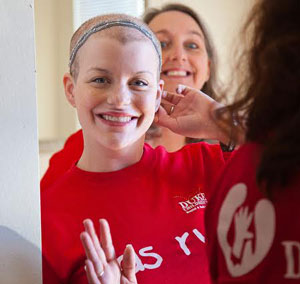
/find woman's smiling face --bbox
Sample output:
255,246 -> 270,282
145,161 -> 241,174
65,33 -> 163,151
148,11 -> 210,92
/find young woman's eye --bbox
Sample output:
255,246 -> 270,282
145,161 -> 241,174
160,41 -> 168,49
92,77 -> 108,84
132,80 -> 148,87
186,42 -> 199,49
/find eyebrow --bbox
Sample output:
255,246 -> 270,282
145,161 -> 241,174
87,68 -> 154,77
136,70 -> 155,78
190,31 -> 204,39
87,67 -> 112,74
136,71 -> 154,77
155,29 -> 204,39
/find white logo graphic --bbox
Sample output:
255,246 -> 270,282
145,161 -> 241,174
178,193 -> 207,214
217,183 -> 275,277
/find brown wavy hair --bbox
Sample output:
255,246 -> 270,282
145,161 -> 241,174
144,3 -> 219,144
217,0 -> 300,193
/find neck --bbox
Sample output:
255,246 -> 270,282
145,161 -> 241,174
149,127 -> 186,152
158,84 -> 186,152
77,135 -> 145,172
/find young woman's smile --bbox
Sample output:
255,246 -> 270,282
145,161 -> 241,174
95,111 -> 139,127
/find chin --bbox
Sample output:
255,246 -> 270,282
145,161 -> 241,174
102,136 -> 144,152
103,140 -> 130,151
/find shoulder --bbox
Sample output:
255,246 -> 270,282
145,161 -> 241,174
40,130 -> 83,189
63,129 -> 83,148
41,166 -> 79,208
221,142 -> 262,175
151,141 -> 224,160
205,142 -> 263,217
148,142 -> 226,176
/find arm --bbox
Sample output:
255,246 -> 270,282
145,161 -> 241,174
80,219 -> 137,284
156,85 -> 245,146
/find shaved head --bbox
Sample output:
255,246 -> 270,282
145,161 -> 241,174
69,14 -> 161,79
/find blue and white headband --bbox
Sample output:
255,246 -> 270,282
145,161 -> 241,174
69,20 -> 162,70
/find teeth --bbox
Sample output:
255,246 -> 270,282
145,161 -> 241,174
166,70 -> 187,77
102,115 -> 132,122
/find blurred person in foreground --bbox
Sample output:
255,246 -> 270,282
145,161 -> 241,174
205,0 -> 300,282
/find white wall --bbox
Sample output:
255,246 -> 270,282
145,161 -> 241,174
0,0 -> 42,283
35,0 -> 76,141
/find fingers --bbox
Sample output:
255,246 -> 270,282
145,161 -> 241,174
162,90 -> 184,106
85,259 -> 102,284
161,98 -> 174,106
80,231 -> 105,280
177,84 -> 215,102
164,84 -> 208,101
176,84 -> 194,95
122,245 -> 137,283
99,219 -> 116,262
176,84 -> 188,94
83,219 -> 108,266
161,100 -> 175,116
154,105 -> 175,129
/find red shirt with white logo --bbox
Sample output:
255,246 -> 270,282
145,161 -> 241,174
41,142 -> 228,283
205,142 -> 300,283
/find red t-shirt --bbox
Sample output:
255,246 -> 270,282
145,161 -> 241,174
205,142 -> 300,283
42,142 -> 228,283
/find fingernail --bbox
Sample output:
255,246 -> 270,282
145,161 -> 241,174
126,244 -> 134,251
84,265 -> 87,271
177,84 -> 185,93
162,90 -> 167,97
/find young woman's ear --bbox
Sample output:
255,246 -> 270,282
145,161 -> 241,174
63,73 -> 76,107
155,79 -> 164,112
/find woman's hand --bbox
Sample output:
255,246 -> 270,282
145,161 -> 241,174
80,219 -> 137,284
156,84 -> 231,144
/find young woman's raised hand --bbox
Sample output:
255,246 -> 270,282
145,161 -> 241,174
156,85 -> 229,144
80,219 -> 137,284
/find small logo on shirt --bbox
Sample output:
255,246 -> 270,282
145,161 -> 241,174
178,193 -> 208,214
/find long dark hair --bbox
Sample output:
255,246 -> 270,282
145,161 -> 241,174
218,0 -> 300,193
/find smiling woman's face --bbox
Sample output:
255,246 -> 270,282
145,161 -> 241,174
148,11 -> 211,93
64,34 -> 162,151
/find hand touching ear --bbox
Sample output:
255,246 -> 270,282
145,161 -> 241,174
80,219 -> 137,284
155,85 -> 236,145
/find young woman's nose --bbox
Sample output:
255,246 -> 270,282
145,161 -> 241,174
106,85 -> 131,107
168,43 -> 187,62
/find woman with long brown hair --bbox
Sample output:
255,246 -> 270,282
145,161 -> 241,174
205,0 -> 300,282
